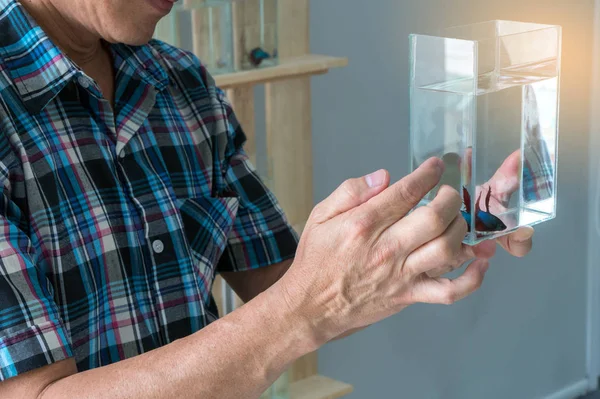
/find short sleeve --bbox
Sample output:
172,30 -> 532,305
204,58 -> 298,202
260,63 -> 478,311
0,163 -> 72,381
214,88 -> 299,272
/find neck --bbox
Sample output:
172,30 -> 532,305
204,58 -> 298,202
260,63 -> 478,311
21,0 -> 105,68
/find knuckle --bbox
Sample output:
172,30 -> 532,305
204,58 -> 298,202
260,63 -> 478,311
309,202 -> 326,220
396,179 -> 424,206
442,289 -> 457,305
348,211 -> 374,237
437,239 -> 456,260
340,179 -> 360,202
472,273 -> 484,291
422,206 -> 446,233
377,239 -> 398,264
426,268 -> 444,278
372,244 -> 394,267
449,256 -> 465,272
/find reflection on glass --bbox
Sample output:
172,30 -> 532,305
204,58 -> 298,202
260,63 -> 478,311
409,20 -> 561,245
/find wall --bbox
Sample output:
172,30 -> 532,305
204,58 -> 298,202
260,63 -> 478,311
310,0 -> 595,398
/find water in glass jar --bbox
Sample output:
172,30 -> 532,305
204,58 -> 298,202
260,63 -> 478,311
411,59 -> 558,244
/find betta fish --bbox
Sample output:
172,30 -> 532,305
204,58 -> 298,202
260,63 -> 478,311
461,186 -> 507,232
249,47 -> 271,67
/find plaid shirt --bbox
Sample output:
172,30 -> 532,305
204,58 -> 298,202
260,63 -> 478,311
0,0 -> 298,380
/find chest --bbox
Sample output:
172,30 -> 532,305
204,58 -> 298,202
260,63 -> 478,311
1,78 -> 237,277
7,80 -> 230,199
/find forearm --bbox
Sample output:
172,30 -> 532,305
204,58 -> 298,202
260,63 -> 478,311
40,283 -> 315,399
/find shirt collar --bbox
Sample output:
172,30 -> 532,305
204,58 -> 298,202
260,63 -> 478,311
0,0 -> 169,114
110,43 -> 170,93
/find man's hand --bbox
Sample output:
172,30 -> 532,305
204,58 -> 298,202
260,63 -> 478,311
479,150 -> 534,256
426,149 -> 534,278
273,158 -> 492,347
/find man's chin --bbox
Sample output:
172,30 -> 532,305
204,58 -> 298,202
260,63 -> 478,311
100,23 -> 158,47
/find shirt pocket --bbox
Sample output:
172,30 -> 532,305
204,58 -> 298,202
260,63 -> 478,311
177,194 -> 240,281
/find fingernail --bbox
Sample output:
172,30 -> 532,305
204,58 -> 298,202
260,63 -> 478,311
366,170 -> 385,187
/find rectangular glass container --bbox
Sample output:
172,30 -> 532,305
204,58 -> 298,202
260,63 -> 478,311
154,0 -> 235,75
231,0 -> 279,70
409,20 -> 561,245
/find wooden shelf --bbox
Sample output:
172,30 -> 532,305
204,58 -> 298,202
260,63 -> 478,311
214,54 -> 348,89
290,375 -> 353,399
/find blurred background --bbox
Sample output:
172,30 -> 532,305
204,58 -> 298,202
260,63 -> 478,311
307,1 -> 597,398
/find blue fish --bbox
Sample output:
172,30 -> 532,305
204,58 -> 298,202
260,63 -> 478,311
249,47 -> 271,66
461,186 -> 507,232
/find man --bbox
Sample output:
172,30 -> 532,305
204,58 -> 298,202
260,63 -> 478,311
0,0 -> 535,398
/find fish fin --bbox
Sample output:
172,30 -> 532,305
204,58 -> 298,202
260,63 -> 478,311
462,186 -> 471,213
461,211 -> 471,232
485,187 -> 492,213
478,211 -> 506,231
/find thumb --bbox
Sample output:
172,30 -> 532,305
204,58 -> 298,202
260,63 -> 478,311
310,169 -> 390,224
487,149 -> 521,205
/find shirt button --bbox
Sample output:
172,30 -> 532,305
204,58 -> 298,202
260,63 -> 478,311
152,239 -> 164,254
78,76 -> 90,89
119,151 -> 126,159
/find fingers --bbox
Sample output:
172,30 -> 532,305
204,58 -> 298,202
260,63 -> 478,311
402,215 -> 472,277
409,259 -> 489,305
459,147 -> 473,186
362,157 -> 444,229
471,239 -> 498,259
486,149 -> 521,205
384,184 -> 463,252
310,169 -> 390,224
496,226 -> 534,257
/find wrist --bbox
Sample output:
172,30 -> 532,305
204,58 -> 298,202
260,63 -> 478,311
270,270 -> 339,350
262,278 -> 322,355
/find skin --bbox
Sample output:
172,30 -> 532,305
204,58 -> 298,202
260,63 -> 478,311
19,0 -> 175,107
1,1 -> 534,398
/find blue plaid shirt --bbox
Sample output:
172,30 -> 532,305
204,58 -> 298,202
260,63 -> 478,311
0,0 -> 298,379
